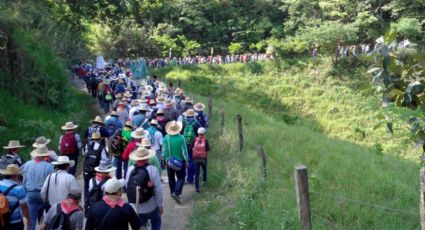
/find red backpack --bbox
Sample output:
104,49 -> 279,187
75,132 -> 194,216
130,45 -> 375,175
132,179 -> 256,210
192,136 -> 207,159
60,132 -> 77,155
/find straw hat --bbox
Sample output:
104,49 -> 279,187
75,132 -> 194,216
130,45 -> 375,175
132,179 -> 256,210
156,96 -> 165,104
123,92 -> 132,98
52,156 -> 75,168
184,109 -> 196,117
131,128 -> 149,139
136,138 -> 152,147
141,90 -> 151,97
165,121 -> 183,135
0,164 -> 21,176
110,111 -> 119,117
157,109 -> 165,115
129,147 -> 155,161
130,100 -> 140,106
125,120 -> 134,128
164,99 -> 173,106
61,121 -> 78,130
144,85 -> 153,92
90,132 -> 102,140
91,116 -> 104,124
194,102 -> 205,111
32,136 -> 51,148
104,178 -> 126,194
3,140 -> 25,149
115,94 -> 123,99
184,97 -> 193,104
150,119 -> 160,127
119,73 -> 126,79
139,97 -> 147,103
30,146 -> 51,157
95,158 -> 116,173
149,100 -> 156,105
138,104 -> 148,112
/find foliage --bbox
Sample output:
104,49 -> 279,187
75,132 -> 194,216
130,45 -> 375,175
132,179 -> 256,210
150,60 -> 420,229
228,42 -> 244,54
391,18 -> 423,42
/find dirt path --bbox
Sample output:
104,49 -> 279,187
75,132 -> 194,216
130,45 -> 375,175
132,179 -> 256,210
71,77 -> 196,230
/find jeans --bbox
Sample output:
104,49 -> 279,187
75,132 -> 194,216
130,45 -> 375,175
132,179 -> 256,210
27,191 -> 42,230
83,173 -> 94,207
167,161 -> 186,196
112,156 -> 128,179
103,100 -> 111,113
186,147 -> 195,183
138,208 -> 161,230
194,159 -> 207,190
67,153 -> 79,176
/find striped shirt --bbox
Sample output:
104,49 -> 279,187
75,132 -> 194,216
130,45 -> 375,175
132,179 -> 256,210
0,179 -> 27,224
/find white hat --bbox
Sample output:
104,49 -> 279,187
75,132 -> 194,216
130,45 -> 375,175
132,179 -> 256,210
61,121 -> 78,130
131,128 -> 149,139
95,158 -> 116,173
104,178 -> 126,194
30,146 -> 51,157
3,140 -> 25,149
198,127 -> 206,135
52,156 -> 75,168
32,136 -> 51,148
129,147 -> 156,161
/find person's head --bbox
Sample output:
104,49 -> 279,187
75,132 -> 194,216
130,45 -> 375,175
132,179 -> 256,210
0,164 -> 22,181
131,128 -> 148,140
153,75 -> 158,80
67,190 -> 82,203
3,140 -> 25,154
90,132 -> 102,142
95,158 -> 116,176
52,156 -> 74,172
198,127 -> 206,136
104,178 -> 126,196
130,147 -> 155,165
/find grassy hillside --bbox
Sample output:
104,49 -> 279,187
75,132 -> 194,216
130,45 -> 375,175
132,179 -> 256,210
151,58 -> 421,229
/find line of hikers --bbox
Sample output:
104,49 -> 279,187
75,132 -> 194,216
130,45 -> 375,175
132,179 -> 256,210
0,69 -> 210,230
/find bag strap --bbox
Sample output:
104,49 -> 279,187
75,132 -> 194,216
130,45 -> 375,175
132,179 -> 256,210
3,184 -> 18,196
45,174 -> 52,205
98,178 -> 109,188
167,136 -> 171,159
2,184 -> 20,215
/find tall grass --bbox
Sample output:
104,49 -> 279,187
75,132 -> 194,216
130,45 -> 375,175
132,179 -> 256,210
151,59 -> 421,229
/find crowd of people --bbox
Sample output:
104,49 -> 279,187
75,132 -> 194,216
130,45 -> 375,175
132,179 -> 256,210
0,61 -> 210,230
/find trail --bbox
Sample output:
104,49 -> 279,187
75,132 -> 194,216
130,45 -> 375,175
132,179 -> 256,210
70,77 -> 196,230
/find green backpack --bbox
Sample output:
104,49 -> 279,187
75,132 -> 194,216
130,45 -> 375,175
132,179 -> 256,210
183,119 -> 196,144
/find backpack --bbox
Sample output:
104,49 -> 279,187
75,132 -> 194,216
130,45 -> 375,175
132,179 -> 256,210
163,108 -> 174,122
110,135 -> 124,157
60,132 -> 77,155
127,165 -> 154,204
83,142 -> 104,175
196,112 -> 208,128
85,178 -> 108,213
0,155 -> 19,170
48,204 -> 81,230
192,136 -> 207,159
0,184 -> 18,229
105,119 -> 118,137
183,119 -> 196,144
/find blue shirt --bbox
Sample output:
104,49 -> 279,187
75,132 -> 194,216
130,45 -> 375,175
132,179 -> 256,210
21,160 -> 54,191
0,179 -> 27,224
132,114 -> 147,127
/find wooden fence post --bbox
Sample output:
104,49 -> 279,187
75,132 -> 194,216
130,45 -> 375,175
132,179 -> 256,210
294,165 -> 312,230
237,114 -> 244,151
420,167 -> 425,230
208,97 -> 212,117
256,145 -> 267,180
220,109 -> 224,134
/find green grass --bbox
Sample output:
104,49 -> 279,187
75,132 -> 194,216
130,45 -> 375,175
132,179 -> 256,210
150,58 -> 421,229
0,88 -> 95,161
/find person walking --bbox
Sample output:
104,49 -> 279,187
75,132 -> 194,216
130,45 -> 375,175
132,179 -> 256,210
0,164 -> 30,230
40,156 -> 79,213
194,102 -> 209,129
180,109 -> 201,184
21,146 -> 54,230
84,116 -> 110,143
126,147 -> 163,230
162,121 -> 188,204
104,111 -> 123,138
85,178 -> 143,230
147,119 -> 163,163
121,128 -> 149,171
82,132 -> 108,206
58,122 -> 82,176
192,128 -> 210,193
33,136 -> 58,162
1,140 -> 25,168
40,191 -> 84,230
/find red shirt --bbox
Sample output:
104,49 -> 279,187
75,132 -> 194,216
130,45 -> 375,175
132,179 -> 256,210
122,141 -> 137,160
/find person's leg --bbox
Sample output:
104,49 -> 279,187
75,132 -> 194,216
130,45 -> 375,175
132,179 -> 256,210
150,208 -> 162,230
138,213 -> 149,230
194,160 -> 201,192
27,191 -> 42,230
175,163 -> 186,196
83,173 -> 92,205
9,221 -> 24,230
167,167 -> 176,195
123,159 -> 129,178
113,156 -> 122,179
187,147 -> 194,184
68,154 -> 78,176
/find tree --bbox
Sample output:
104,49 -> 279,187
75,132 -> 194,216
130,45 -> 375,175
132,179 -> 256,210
229,42 -> 243,54
391,18 -> 423,42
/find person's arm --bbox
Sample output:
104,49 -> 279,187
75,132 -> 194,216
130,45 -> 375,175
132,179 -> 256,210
75,134 -> 83,149
58,135 -> 63,151
151,167 -> 163,213
21,203 -> 30,227
161,136 -> 167,160
70,176 -> 80,192
122,142 -> 135,161
180,136 -> 189,161
40,175 -> 49,202
206,139 -> 210,152
74,211 -> 85,230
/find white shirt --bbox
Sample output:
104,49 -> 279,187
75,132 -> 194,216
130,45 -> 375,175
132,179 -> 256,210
88,177 -> 109,191
41,170 -> 79,206
129,106 -> 140,120
151,131 -> 163,151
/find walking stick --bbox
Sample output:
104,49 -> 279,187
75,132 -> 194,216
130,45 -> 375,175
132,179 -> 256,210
136,186 -> 141,211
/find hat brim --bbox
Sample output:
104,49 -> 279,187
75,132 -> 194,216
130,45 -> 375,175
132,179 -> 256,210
30,149 -> 51,157
0,169 -> 22,176
95,166 -> 117,173
3,145 -> 25,149
61,125 -> 78,130
129,149 -> 156,161
165,121 -> 183,135
52,160 -> 75,168
194,104 -> 206,111
91,120 -> 104,124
